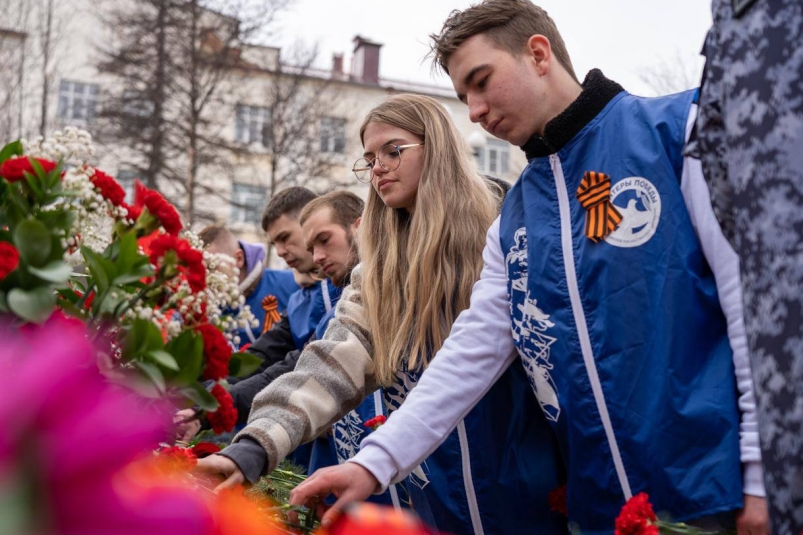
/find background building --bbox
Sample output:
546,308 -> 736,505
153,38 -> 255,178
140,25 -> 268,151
1,0 -> 525,247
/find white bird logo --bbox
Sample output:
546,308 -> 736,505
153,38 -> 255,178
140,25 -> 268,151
616,197 -> 653,234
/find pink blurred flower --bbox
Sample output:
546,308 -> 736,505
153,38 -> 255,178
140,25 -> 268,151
0,314 -> 213,534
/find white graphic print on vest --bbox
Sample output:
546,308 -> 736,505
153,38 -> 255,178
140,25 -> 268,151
506,228 -> 561,422
383,364 -> 431,489
332,410 -> 366,464
605,177 -> 662,248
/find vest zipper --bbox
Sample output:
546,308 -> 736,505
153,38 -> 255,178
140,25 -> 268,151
373,388 -> 402,511
322,280 -> 332,311
550,153 -> 633,500
456,420 -> 485,535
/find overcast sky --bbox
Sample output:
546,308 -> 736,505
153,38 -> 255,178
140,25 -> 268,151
268,0 -> 712,97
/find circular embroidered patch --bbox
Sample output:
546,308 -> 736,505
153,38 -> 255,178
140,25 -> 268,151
605,176 -> 662,248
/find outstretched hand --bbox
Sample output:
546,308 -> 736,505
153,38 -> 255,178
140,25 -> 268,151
174,408 -> 201,443
195,454 -> 246,492
289,463 -> 380,526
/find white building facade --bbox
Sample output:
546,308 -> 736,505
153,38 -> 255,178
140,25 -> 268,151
1,0 -> 526,244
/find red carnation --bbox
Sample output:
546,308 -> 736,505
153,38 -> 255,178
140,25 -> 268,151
124,202 -> 142,221
207,384 -> 237,435
195,323 -> 233,381
148,233 -> 206,293
89,169 -> 126,207
73,289 -> 96,309
364,415 -> 387,431
157,445 -> 197,471
0,242 -> 20,281
133,180 -> 183,235
615,493 -> 658,535
548,484 -> 568,516
191,441 -> 221,458
0,156 -> 57,182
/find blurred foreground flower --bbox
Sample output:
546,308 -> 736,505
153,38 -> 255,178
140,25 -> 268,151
317,502 -> 439,535
0,318 -> 284,535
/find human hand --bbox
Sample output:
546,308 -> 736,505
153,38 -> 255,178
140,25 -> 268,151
737,494 -> 770,535
195,454 -> 246,492
289,463 -> 379,526
174,408 -> 202,442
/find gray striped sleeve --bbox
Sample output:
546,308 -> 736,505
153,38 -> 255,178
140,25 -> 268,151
232,270 -> 379,473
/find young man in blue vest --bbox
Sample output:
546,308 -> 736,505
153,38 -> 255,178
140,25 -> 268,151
289,1 -> 768,533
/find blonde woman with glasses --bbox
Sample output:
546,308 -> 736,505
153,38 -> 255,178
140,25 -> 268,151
198,94 -> 566,535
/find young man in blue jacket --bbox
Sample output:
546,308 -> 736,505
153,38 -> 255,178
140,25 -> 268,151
290,1 -> 769,533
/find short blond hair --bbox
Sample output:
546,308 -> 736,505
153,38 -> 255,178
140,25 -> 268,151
299,190 -> 364,229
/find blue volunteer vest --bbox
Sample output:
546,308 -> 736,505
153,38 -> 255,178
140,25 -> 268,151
287,279 -> 342,349
239,269 -> 298,346
499,88 -> 742,533
383,359 -> 568,535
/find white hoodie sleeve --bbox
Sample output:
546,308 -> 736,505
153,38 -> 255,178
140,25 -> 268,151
349,217 -> 518,490
681,106 -> 765,497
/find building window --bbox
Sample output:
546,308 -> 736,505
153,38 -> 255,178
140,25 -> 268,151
122,89 -> 154,117
58,80 -> 99,122
475,138 -> 510,176
320,116 -> 346,153
230,183 -> 266,224
235,105 -> 270,147
116,170 -> 138,204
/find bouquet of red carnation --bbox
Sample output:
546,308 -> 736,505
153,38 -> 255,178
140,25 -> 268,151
615,493 -> 732,535
0,129 -> 261,424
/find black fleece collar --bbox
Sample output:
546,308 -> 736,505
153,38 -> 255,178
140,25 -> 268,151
520,69 -> 625,159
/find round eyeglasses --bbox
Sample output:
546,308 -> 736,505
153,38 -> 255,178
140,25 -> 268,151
352,143 -> 424,184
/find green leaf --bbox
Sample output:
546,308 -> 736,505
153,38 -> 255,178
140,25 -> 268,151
55,298 -> 83,319
23,169 -> 44,201
56,287 -> 80,304
112,264 -> 154,286
7,286 -> 55,324
115,231 -> 138,272
166,329 -> 204,385
97,290 -> 126,317
81,247 -> 112,295
0,140 -> 23,163
13,218 -> 52,267
28,261 -> 73,283
229,351 -> 262,378
135,361 -> 166,394
147,349 -> 180,371
38,210 -> 75,233
5,184 -> 31,224
121,318 -> 165,360
180,383 -> 219,412
44,160 -> 64,191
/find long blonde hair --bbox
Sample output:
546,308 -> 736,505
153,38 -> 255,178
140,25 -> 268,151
359,94 -> 498,386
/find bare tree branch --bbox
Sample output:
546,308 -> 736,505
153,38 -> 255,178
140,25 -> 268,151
636,50 -> 703,97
